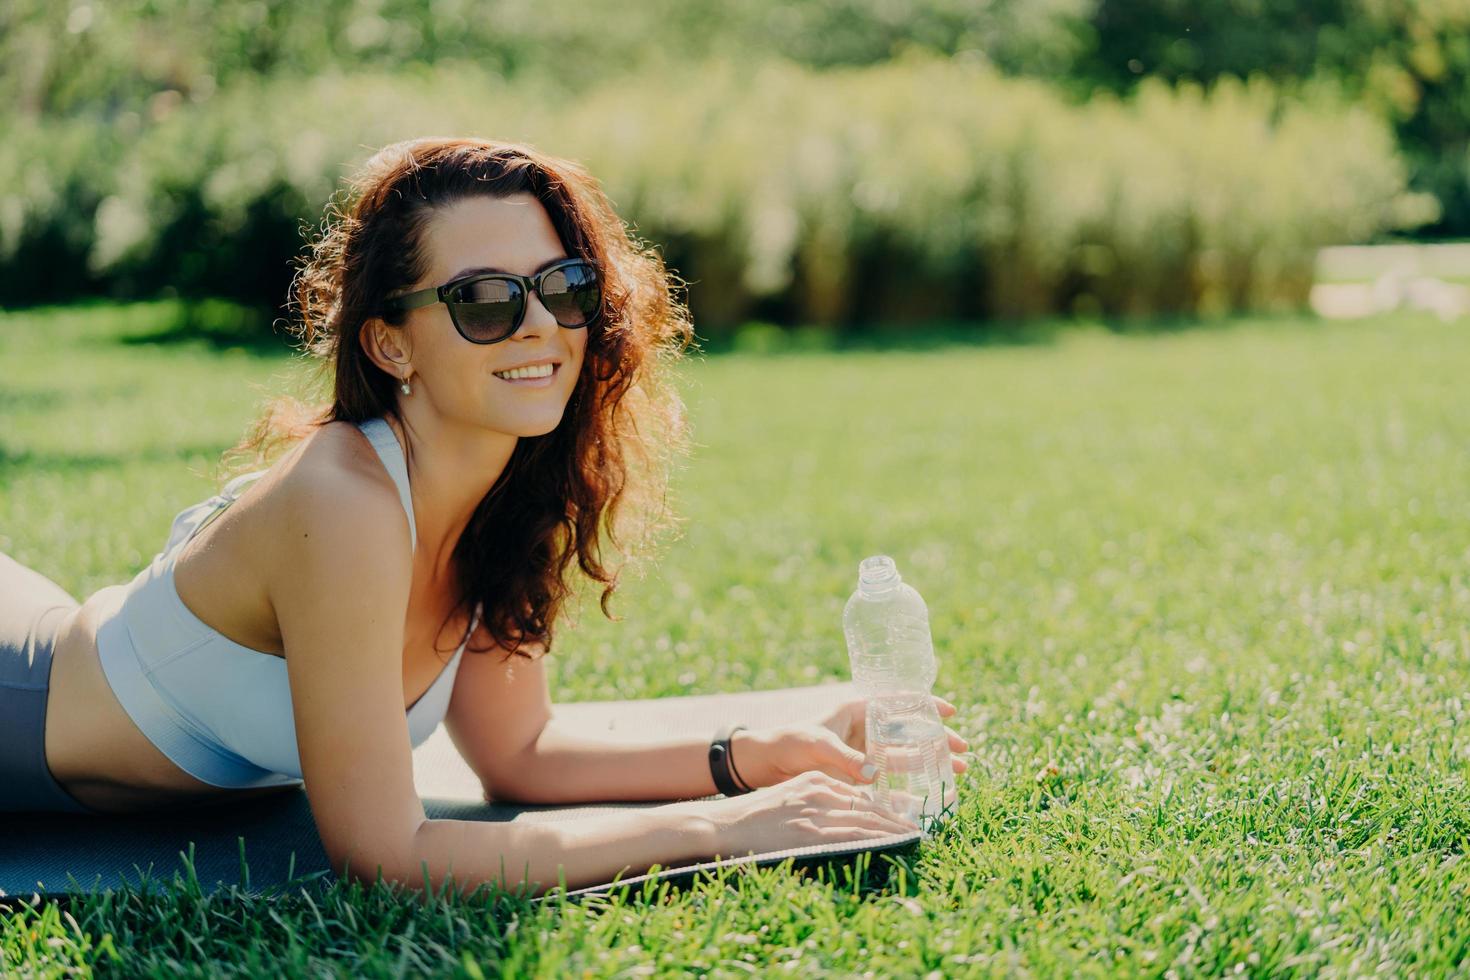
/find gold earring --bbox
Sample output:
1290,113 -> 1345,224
400,372 -> 412,395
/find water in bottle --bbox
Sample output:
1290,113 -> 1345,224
843,555 -> 956,834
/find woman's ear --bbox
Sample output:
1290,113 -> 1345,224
361,316 -> 413,377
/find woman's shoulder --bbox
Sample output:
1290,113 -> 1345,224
246,422 -> 414,628
275,419 -> 394,489
259,420 -> 411,559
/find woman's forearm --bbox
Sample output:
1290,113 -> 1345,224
401,805 -> 718,897
495,719 -> 765,804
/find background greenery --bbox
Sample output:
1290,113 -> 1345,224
2,0 -> 1464,333
4,302 -> 1468,973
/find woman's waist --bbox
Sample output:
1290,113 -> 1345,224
51,584 -> 297,786
51,583 -> 127,683
47,585 -> 225,794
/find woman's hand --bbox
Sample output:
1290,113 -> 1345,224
665,770 -> 922,859
730,696 -> 970,790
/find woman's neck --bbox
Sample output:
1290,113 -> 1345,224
384,411 -> 517,580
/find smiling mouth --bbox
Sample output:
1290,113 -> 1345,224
492,363 -> 560,383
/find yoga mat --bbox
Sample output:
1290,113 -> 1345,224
0,682 -> 922,901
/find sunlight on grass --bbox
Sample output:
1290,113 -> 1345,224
3,301 -> 1469,974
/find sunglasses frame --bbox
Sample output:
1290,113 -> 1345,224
382,256 -> 602,345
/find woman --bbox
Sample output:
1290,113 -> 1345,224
0,137 -> 967,896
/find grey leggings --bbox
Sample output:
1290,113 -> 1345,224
0,551 -> 97,814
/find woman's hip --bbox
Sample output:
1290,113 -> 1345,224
0,550 -> 95,814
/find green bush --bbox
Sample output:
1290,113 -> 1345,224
0,113 -> 130,304
0,54 -> 1436,330
1074,0 -> 1470,237
6,0 -> 1467,238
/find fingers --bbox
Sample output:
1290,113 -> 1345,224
794,771 -> 869,802
934,696 -> 956,717
804,774 -> 910,816
808,801 -> 918,834
945,723 -> 970,775
789,773 -> 920,836
812,780 -> 869,803
796,815 -> 916,842
822,781 -> 916,828
828,809 -> 919,836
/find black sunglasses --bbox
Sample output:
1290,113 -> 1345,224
382,256 -> 602,345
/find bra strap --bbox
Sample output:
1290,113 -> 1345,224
358,417 -> 418,554
221,468 -> 269,501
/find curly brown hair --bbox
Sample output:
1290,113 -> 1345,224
220,137 -> 697,662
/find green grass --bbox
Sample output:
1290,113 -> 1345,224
4,301 -> 1469,975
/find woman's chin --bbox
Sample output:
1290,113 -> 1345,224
493,410 -> 567,438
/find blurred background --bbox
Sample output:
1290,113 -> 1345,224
2,0 -> 1467,341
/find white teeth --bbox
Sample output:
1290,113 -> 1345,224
494,363 -> 555,380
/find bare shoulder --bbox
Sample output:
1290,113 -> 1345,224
264,420 -> 413,592
285,419 -> 401,496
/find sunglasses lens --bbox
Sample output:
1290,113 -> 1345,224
540,261 -> 602,327
449,278 -> 524,342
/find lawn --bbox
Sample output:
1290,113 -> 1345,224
3,302 -> 1468,975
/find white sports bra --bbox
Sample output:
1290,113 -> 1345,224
90,416 -> 480,789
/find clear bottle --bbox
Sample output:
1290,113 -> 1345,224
843,555 -> 955,834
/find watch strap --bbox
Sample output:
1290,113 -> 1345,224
709,723 -> 753,795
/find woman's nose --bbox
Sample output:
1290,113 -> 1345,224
514,290 -> 558,337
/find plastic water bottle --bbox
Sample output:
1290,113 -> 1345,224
843,555 -> 955,834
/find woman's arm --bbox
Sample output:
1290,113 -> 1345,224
408,805 -> 716,897
443,632 -> 769,804
496,699 -> 974,805
490,722 -> 770,804
272,471 -> 723,896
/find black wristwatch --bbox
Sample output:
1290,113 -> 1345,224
709,723 -> 754,795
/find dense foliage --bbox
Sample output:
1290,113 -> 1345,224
1,0 -> 1461,328
0,55 -> 1433,331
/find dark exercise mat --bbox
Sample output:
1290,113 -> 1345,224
0,682 -> 921,901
